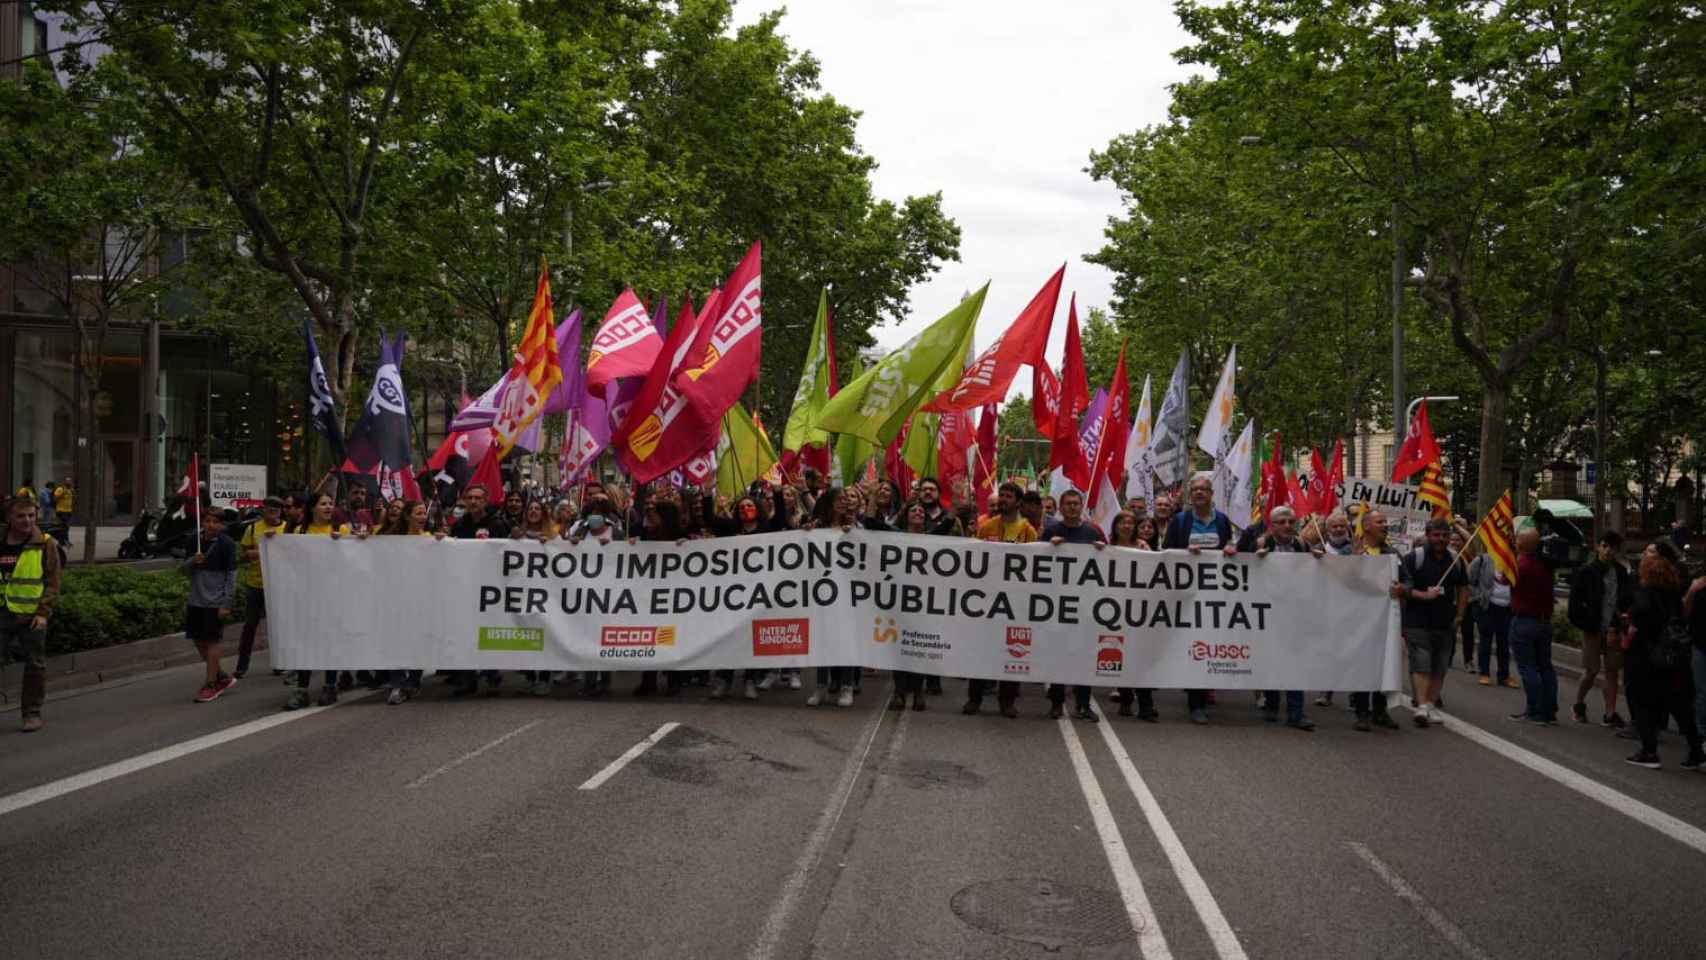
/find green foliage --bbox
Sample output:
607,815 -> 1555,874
47,567 -> 243,657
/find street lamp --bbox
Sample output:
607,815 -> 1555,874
1406,394 -> 1458,428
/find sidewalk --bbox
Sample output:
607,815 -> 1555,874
0,620 -> 267,710
55,524 -> 146,564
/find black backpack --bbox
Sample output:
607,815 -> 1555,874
1653,612 -> 1693,671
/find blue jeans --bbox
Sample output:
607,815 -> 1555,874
1510,615 -> 1557,720
1262,690 -> 1306,723
1477,604 -> 1512,680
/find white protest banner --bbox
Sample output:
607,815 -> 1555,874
265,530 -> 1401,691
1336,475 -> 1433,552
209,463 -> 268,509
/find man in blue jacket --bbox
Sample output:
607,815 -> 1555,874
1162,473 -> 1239,724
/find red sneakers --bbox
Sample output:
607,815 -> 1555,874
194,684 -> 219,703
215,675 -> 238,696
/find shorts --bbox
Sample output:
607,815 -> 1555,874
1580,629 -> 1623,673
1405,627 -> 1455,676
184,606 -> 224,643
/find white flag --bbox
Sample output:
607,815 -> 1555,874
1123,374 -> 1154,503
1196,345 -> 1237,457
1151,350 -> 1191,486
1216,420 -> 1255,524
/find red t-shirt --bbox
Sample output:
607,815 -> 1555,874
1510,552 -> 1555,619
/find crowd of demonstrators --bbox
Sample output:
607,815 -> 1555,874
15,456 -> 1706,771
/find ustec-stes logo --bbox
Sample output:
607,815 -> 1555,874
599,625 -> 676,659
753,618 -> 810,656
1004,627 -> 1032,674
1096,635 -> 1124,676
1189,640 -> 1251,662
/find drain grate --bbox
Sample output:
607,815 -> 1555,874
950,877 -> 1135,950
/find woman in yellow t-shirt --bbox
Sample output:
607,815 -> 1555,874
283,493 -> 350,711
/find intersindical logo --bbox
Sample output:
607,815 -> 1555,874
753,618 -> 810,656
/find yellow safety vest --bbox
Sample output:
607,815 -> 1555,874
3,543 -> 46,614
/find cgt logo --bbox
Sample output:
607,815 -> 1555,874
1096,635 -> 1124,676
753,618 -> 810,656
1189,640 -> 1251,662
1004,627 -> 1032,675
872,617 -> 898,644
600,625 -> 677,659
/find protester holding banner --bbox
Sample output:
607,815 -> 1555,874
283,494 -> 351,710
914,478 -> 963,537
1253,505 -> 1320,731
711,497 -> 771,701
1106,511 -> 1160,721
444,484 -> 509,698
632,498 -> 687,699
1043,489 -> 1105,722
380,500 -> 433,704
1163,473 -> 1237,725
808,488 -> 867,708
234,496 -> 287,679
1347,509 -> 1402,732
964,483 -> 1036,719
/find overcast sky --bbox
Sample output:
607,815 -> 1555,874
733,0 -> 1197,385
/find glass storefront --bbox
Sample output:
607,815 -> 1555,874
7,324 -> 281,521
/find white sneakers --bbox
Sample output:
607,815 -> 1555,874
805,690 -> 823,707
836,688 -> 855,708
743,679 -> 759,700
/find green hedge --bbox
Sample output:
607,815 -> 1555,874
47,566 -> 247,657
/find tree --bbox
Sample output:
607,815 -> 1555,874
0,56 -> 205,559
1170,0 -> 1703,515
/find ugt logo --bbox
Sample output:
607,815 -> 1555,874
872,617 -> 898,644
1006,627 -> 1032,660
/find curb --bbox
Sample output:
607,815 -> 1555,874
0,625 -> 266,706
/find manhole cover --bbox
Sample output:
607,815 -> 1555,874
950,877 -> 1135,950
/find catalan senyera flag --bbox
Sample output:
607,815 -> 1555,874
492,261 -> 564,457
1477,490 -> 1519,583
1418,461 -> 1450,518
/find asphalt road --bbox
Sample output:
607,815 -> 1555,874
3,650 -> 1704,959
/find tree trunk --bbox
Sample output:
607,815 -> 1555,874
1474,378 -> 1511,519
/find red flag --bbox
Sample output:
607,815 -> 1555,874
1390,401 -> 1443,483
586,287 -> 663,396
470,443 -> 505,503
973,401 -> 998,515
1047,297 -> 1091,489
936,408 -> 976,496
1032,361 -> 1061,435
175,453 -> 201,526
925,264 -> 1064,413
674,241 -> 762,438
1286,469 -> 1312,517
614,294 -> 710,481
1309,446 -> 1336,517
885,422 -> 915,493
1261,432 -> 1288,521
1086,343 -> 1130,514
1327,438 -> 1345,506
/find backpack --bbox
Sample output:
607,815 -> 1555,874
1652,612 -> 1693,671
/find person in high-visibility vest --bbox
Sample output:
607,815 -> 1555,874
2,495 -> 63,732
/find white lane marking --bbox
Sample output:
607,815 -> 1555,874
1400,696 -> 1706,857
1058,712 -> 1172,959
0,689 -> 377,818
1345,841 -> 1493,960
1091,701 -> 1249,960
406,718 -> 544,790
578,722 -> 681,790
746,686 -> 891,960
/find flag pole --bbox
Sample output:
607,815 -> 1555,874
193,454 -> 202,556
1432,513 -> 1487,589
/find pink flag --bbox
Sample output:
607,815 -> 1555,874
586,288 -> 662,396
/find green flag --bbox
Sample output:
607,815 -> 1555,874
832,357 -> 872,487
820,285 -> 989,448
901,315 -> 978,477
783,289 -> 835,454
716,403 -> 778,499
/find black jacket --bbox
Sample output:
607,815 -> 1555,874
1567,559 -> 1631,632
